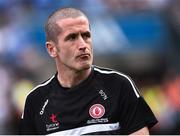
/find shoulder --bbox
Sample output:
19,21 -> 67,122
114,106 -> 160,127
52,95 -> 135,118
25,74 -> 55,101
93,65 -> 140,98
21,74 -> 55,119
93,65 -> 132,82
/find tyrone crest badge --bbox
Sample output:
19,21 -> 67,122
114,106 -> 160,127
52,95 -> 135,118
89,104 -> 105,119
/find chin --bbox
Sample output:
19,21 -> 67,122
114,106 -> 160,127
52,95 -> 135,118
78,63 -> 91,71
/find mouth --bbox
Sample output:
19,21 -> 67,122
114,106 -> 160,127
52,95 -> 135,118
77,53 -> 90,57
77,53 -> 90,60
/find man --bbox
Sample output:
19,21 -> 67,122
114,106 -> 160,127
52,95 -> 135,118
19,7 -> 158,135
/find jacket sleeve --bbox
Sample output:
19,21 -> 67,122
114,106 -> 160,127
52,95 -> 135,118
119,77 -> 158,134
19,94 -> 38,134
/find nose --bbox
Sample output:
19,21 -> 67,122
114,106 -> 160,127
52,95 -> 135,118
78,36 -> 87,51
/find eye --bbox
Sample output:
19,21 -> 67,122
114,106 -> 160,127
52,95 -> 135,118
82,32 -> 91,40
65,33 -> 78,41
69,34 -> 77,40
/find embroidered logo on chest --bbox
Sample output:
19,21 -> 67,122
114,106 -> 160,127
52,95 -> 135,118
99,90 -> 108,100
40,99 -> 49,115
46,113 -> 60,132
89,104 -> 105,119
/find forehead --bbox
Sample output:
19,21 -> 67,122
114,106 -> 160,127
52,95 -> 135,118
56,16 -> 90,33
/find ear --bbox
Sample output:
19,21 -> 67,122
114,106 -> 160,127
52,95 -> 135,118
46,41 -> 58,58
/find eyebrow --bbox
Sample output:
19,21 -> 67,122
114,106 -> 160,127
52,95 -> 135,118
64,33 -> 78,41
64,31 -> 91,41
81,31 -> 91,36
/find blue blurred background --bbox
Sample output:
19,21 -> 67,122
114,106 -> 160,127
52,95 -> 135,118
0,0 -> 180,134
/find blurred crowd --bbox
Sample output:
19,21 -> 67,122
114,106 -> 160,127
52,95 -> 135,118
0,0 -> 180,134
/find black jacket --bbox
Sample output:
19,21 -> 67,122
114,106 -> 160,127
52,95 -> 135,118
19,66 -> 157,135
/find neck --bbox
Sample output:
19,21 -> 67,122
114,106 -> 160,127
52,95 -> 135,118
57,66 -> 91,88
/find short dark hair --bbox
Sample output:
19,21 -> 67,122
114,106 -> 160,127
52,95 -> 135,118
45,7 -> 88,43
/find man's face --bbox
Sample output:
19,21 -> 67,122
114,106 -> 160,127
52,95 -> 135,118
55,16 -> 93,72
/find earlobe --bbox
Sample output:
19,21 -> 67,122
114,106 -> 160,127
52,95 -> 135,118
46,41 -> 57,58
